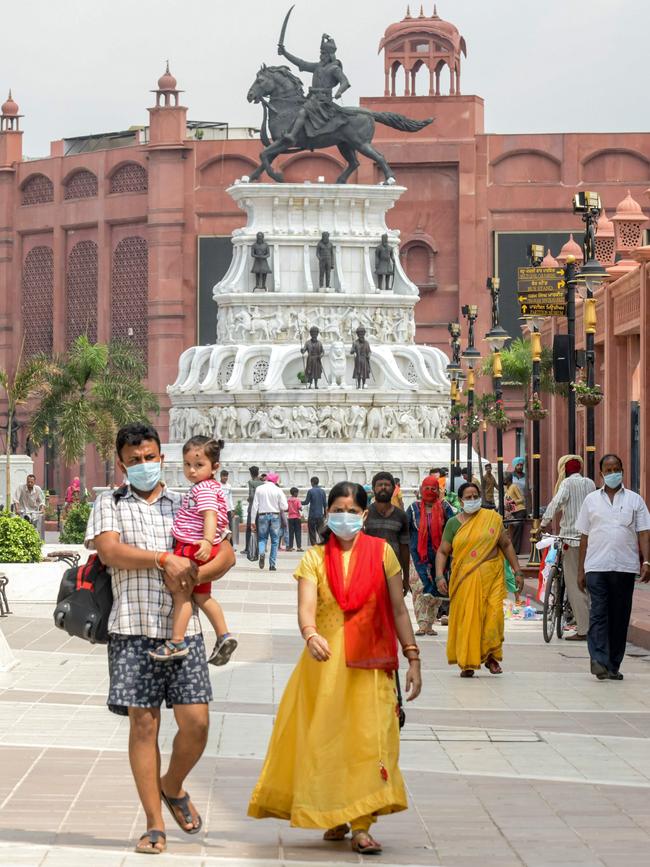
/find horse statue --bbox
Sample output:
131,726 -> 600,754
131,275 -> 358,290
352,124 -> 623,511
246,64 -> 433,185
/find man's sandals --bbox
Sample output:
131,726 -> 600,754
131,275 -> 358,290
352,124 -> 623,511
135,830 -> 166,855
161,789 -> 202,834
351,830 -> 383,854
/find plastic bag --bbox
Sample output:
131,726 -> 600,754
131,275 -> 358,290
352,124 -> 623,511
504,560 -> 518,593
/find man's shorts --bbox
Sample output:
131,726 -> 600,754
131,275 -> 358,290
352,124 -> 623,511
107,634 -> 213,716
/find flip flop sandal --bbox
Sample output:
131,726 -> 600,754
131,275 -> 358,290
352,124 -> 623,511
351,830 -> 382,854
161,790 -> 202,835
460,669 -> 475,678
323,823 -> 350,841
485,658 -> 503,674
415,629 -> 426,636
135,829 -> 166,855
425,628 -> 438,636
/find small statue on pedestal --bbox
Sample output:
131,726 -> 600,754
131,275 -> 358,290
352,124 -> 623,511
374,233 -> 395,291
351,326 -> 372,389
301,326 -> 324,389
251,231 -> 271,291
316,231 -> 334,289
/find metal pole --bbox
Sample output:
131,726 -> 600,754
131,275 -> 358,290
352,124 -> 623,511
449,379 -> 457,481
466,368 -> 475,478
493,351 -> 505,518
527,329 -> 542,567
565,257 -> 577,454
585,295 -> 597,480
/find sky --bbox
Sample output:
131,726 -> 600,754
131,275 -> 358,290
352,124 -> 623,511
2,0 -> 648,158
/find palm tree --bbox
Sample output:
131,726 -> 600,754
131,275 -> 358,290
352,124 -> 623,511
0,342 -> 57,510
30,336 -> 159,492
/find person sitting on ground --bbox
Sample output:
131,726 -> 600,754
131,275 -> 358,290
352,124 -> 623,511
149,436 -> 237,667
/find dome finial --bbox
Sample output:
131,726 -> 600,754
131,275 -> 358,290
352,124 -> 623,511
405,5 -> 412,18
433,3 -> 439,17
419,4 -> 425,16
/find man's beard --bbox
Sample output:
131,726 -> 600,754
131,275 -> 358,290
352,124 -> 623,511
375,490 -> 392,502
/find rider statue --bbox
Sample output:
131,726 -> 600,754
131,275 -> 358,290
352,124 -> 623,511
278,33 -> 350,145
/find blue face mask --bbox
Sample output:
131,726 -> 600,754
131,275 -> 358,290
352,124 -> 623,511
126,461 -> 162,492
327,512 -> 364,541
603,471 -> 623,490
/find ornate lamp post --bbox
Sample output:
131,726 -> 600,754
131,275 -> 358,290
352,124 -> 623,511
461,305 -> 481,479
447,322 -> 462,481
573,192 -> 608,481
485,277 -> 509,517
523,243 -> 544,566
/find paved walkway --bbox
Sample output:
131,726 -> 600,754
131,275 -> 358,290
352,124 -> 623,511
1,552 -> 650,866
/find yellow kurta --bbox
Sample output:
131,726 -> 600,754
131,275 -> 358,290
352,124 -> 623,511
248,542 -> 407,829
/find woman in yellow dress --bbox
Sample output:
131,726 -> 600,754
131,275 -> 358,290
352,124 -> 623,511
248,480 -> 422,855
434,482 -> 524,677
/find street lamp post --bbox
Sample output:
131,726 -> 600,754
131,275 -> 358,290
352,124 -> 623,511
573,192 -> 608,481
447,322 -> 462,483
525,244 -> 544,567
461,305 -> 481,479
485,276 -> 510,517
564,255 -> 578,454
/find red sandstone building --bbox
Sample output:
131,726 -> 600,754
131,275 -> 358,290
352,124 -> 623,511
1,7 -> 649,496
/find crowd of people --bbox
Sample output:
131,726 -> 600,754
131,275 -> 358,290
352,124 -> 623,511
81,422 -> 650,856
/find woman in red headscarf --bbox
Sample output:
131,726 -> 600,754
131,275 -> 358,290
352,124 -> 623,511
406,475 -> 455,635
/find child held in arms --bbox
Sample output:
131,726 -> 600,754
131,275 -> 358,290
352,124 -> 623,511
149,436 -> 237,666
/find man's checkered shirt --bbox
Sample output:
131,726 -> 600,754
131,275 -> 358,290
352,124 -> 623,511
85,486 -> 201,639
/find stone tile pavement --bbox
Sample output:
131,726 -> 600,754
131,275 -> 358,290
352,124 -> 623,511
1,552 -> 650,866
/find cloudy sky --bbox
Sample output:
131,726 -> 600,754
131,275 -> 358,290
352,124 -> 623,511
2,0 -> 647,157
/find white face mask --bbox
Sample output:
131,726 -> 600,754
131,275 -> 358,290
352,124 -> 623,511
462,498 -> 482,515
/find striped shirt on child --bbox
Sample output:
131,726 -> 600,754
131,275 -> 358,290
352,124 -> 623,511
172,479 -> 229,544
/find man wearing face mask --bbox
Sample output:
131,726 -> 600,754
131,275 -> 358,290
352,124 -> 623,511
576,453 -> 650,681
85,422 -> 236,854
364,472 -> 410,595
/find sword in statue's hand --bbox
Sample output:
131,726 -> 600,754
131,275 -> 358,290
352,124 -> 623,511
278,4 -> 295,54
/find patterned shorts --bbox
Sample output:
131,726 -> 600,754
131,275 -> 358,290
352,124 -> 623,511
107,634 -> 213,716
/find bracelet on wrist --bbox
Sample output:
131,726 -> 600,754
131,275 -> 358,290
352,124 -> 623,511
306,633 -> 319,645
301,624 -> 317,637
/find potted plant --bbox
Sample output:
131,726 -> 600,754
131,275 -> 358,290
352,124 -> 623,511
460,412 -> 480,438
487,399 -> 511,431
571,381 -> 604,407
442,419 -> 462,440
524,392 -> 548,421
297,370 -> 306,385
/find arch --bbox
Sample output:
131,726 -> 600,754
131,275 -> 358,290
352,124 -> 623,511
581,148 -> 649,183
66,240 -> 98,346
22,246 -> 54,356
111,237 -> 148,366
198,154 -> 258,187
400,239 -> 437,290
491,149 -> 562,184
21,173 -> 54,206
109,162 -> 148,194
63,168 -> 98,200
280,152 -> 345,183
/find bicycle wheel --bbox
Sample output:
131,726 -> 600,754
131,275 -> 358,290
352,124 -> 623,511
542,566 -> 559,643
555,573 -> 565,639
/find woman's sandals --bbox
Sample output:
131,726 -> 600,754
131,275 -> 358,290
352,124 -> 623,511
323,823 -> 350,841
485,657 -> 503,675
351,830 -> 383,854
135,829 -> 166,855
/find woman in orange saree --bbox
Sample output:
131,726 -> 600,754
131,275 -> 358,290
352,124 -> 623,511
434,483 -> 524,677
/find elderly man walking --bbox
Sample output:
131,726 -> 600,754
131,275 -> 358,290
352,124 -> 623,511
541,455 -> 596,640
576,454 -> 650,681
86,422 -> 235,854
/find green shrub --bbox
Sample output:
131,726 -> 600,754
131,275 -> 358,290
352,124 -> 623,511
60,502 -> 92,545
0,512 -> 42,563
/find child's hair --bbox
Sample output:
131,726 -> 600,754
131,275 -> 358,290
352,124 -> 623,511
290,486 -> 299,496
182,436 -> 225,465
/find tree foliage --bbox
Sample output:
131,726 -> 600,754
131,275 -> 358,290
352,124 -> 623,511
30,336 -> 159,491
480,338 -> 556,394
0,513 -> 42,562
60,502 -> 93,545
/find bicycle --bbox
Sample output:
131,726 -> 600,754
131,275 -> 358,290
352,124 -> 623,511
541,534 -> 579,643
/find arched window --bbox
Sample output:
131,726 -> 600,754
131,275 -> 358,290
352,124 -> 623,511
66,240 -> 98,346
64,170 -> 98,200
111,237 -> 148,365
110,163 -> 148,194
22,246 -> 54,356
401,240 -> 437,291
21,174 -> 54,206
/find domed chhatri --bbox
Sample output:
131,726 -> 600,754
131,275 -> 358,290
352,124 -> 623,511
614,189 -> 645,218
379,4 -> 467,96
1,90 -> 18,117
541,249 -> 559,268
157,60 -> 177,92
556,233 -> 584,266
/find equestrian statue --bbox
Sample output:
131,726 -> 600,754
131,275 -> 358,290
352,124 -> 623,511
246,6 -> 434,185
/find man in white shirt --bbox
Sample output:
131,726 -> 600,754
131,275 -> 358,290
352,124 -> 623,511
251,471 -> 288,572
576,454 -> 650,680
540,455 -> 596,640
14,474 -> 46,539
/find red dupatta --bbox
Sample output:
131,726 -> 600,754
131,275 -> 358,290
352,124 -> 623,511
324,531 -> 398,672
